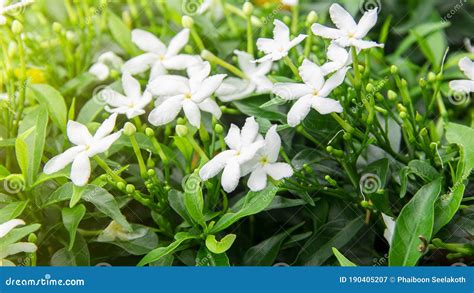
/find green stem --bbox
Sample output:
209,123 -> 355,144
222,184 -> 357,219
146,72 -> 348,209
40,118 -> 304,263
129,134 -> 147,178
246,15 -> 254,55
187,134 -> 209,163
284,56 -> 301,80
93,156 -> 125,184
291,5 -> 299,35
351,47 -> 361,90
202,50 -> 247,79
191,28 -> 205,52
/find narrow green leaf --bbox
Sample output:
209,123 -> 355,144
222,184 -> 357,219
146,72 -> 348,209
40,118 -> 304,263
138,232 -> 198,266
107,12 -> 136,55
332,247 -> 357,266
0,201 -> 28,223
62,204 -> 86,251
29,84 -> 67,133
389,178 -> 442,266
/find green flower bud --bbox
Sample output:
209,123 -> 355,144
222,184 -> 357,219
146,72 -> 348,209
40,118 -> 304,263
419,127 -> 428,136
177,117 -> 186,125
387,90 -> 397,101
283,16 -> 291,26
326,146 -> 333,153
360,200 -> 370,208
399,111 -> 407,119
436,73 -> 443,81
28,233 -> 37,243
243,2 -> 253,16
427,72 -> 436,82
390,65 -> 398,74
306,11 -> 318,26
11,20 -> 23,34
52,22 -> 62,33
184,44 -> 193,54
201,49 -> 214,60
147,157 -> 155,168
176,125 -> 188,137
419,78 -> 426,88
66,31 -> 75,42
375,93 -> 384,102
123,122 -> 136,136
145,127 -> 155,137
343,132 -> 351,141
116,182 -> 126,190
182,16 -> 194,28
125,184 -> 135,194
324,175 -> 337,186
366,83 -> 375,93
147,169 -> 156,177
358,65 -> 364,72
400,79 -> 407,87
415,112 -> 423,122
214,124 -> 224,134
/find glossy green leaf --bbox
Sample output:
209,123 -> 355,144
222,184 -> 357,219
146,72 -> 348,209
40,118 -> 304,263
446,123 -> 474,172
332,247 -> 357,266
138,232 -> 198,266
0,223 -> 40,248
205,234 -> 236,254
62,204 -> 86,251
0,201 -> 28,223
29,84 -> 67,133
433,183 -> 465,234
389,178 -> 442,266
183,173 -> 205,227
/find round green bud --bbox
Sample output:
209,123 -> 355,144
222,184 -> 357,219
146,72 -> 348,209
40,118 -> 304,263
214,124 -> 224,134
11,20 -> 23,34
400,79 -> 407,87
343,132 -> 351,141
399,111 -> 407,119
116,182 -> 126,190
145,127 -> 155,137
243,2 -> 254,16
419,128 -> 428,136
28,233 -> 37,243
147,157 -> 155,168
184,44 -> 193,54
366,83 -> 375,93
182,15 -> 194,28
436,73 -> 443,81
360,200 -> 370,208
415,112 -> 423,122
306,11 -> 318,25
419,78 -> 426,88
123,122 -> 136,136
390,65 -> 398,74
52,22 -> 62,33
326,146 -> 333,153
427,72 -> 436,82
176,125 -> 188,137
358,65 -> 364,72
125,184 -> 135,194
177,117 -> 186,125
147,169 -> 156,176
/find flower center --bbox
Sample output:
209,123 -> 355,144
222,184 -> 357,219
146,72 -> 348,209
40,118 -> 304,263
259,156 -> 269,165
348,32 -> 355,38
312,89 -> 319,96
159,54 -> 166,61
184,92 -> 192,99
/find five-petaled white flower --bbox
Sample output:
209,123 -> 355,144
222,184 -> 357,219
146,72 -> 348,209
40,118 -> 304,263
321,43 -> 352,76
273,59 -> 348,127
242,125 -> 293,191
123,29 -> 200,81
449,57 -> 474,94
147,61 -> 226,128
89,51 -> 124,81
43,113 -> 123,186
0,219 -> 37,266
381,213 -> 395,246
102,72 -> 152,119
255,19 -> 307,63
311,4 -> 383,50
199,117 -> 265,193
216,50 -> 273,102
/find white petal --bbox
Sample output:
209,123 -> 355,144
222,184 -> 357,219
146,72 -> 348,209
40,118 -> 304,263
148,95 -> 184,126
241,116 -> 260,146
355,9 -> 378,38
300,59 -> 325,90
182,99 -> 201,128
254,60 -> 273,76
136,91 -> 153,109
321,62 -> 342,76
101,89 -> 128,108
287,34 -> 307,50
225,124 -> 241,150
122,53 -> 158,75
198,98 -> 222,119
234,50 -> 257,74
89,131 -> 122,156
162,54 -> 201,70
67,121 -> 92,146
449,80 -> 474,93
247,167 -> 268,191
166,29 -> 190,57
319,67 -> 349,97
311,23 -> 344,40
221,159 -> 241,193
265,162 -> 293,180
273,83 -> 312,100
149,62 -> 167,81
0,243 -> 37,259
131,29 -> 166,54
459,57 -> 474,80
382,213 -> 395,245
350,39 -> 384,50
89,63 -> 109,80
329,3 -> 357,33
256,38 -> 276,55
287,94 -> 313,127
216,78 -> 254,102
70,152 -> 91,186
273,19 -> 290,44
192,74 -> 226,103
94,113 -> 118,140
199,150 -> 235,180
312,96 -> 343,114
43,146 -> 85,174
147,75 -> 189,97
264,125 -> 281,162
254,54 -> 274,63
253,76 -> 273,93
0,219 -> 25,238
189,62 -> 212,92
238,140 -> 265,164
122,72 -> 141,100
327,42 -> 349,63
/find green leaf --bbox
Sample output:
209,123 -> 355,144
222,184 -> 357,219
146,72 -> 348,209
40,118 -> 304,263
51,233 -> 89,266
210,183 -> 278,233
389,178 -> 442,266
107,12 -> 136,55
138,232 -> 198,266
399,160 -> 441,198
62,204 -> 86,251
97,224 -> 159,256
18,106 -> 48,186
76,95 -> 105,124
168,189 -> 194,224
42,182 -> 74,207
0,201 -> 28,223
29,84 -> 67,133
233,95 -> 286,122
81,185 -> 132,232
196,246 -> 230,266
394,22 -> 450,57
69,185 -> 85,208
183,173 -> 205,227
433,183 -> 465,234
205,234 -> 236,254
15,129 -> 31,180
446,123 -> 474,172
0,223 -> 40,248
243,223 -> 302,266
332,247 -> 357,266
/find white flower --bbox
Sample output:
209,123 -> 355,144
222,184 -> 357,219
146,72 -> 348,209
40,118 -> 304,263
147,61 -> 226,128
123,29 -> 200,81
199,117 -> 265,193
0,0 -> 34,25
243,125 -> 293,191
321,43 -> 352,76
97,221 -> 147,242
273,59 -> 348,126
216,50 -> 273,102
381,213 -> 395,246
255,19 -> 307,63
89,51 -> 124,81
43,113 -> 122,186
102,72 -> 152,119
449,57 -> 474,93
282,0 -> 298,6
311,4 -> 383,50
0,219 -> 37,266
